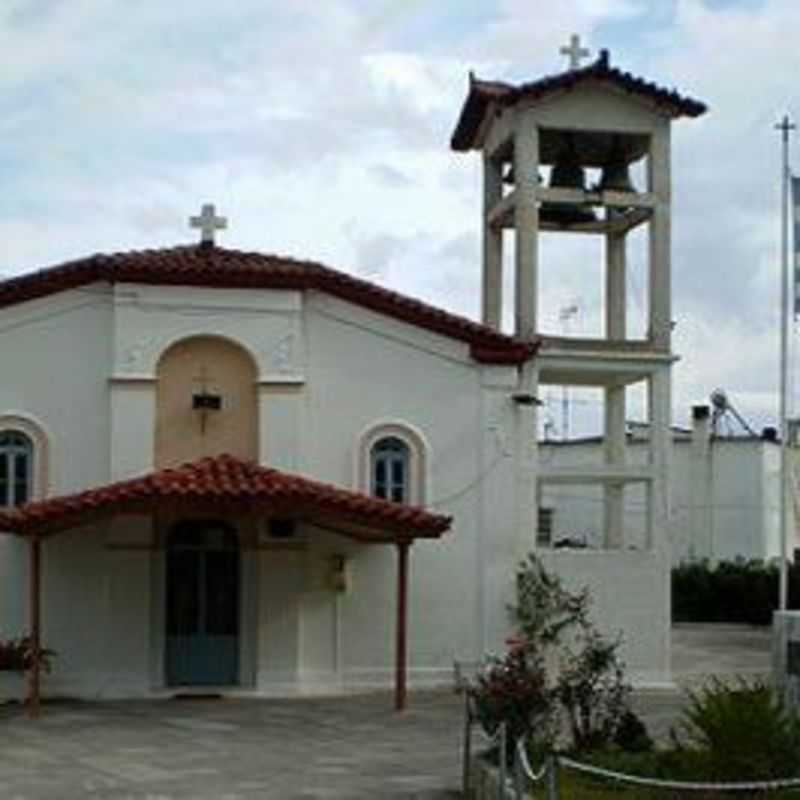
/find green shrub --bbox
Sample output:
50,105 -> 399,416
0,636 -> 55,673
673,677 -> 800,781
672,558 -> 788,625
548,679 -> 800,792
612,709 -> 654,754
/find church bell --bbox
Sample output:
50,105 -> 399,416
539,158 -> 597,226
599,161 -> 635,193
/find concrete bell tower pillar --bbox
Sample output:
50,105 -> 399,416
513,122 -> 540,338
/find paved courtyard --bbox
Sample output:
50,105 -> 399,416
0,691 -> 465,800
0,624 -> 774,800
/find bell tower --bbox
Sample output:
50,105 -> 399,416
451,45 -> 706,555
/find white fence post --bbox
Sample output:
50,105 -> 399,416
513,739 -> 524,798
545,754 -> 560,800
462,691 -> 473,797
497,723 -> 507,800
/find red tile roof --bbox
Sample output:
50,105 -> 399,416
0,243 -> 536,365
1,454 -> 452,539
451,50 -> 707,152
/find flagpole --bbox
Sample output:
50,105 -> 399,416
777,114 -> 795,611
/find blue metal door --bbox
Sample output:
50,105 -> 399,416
166,522 -> 240,686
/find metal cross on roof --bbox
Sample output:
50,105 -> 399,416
560,34 -> 590,70
190,203 -> 227,245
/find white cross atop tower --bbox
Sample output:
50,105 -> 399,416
560,34 -> 590,70
190,203 -> 228,245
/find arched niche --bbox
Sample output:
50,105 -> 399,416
155,336 -> 258,468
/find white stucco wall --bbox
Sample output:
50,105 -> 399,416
40,517 -> 154,698
0,287 -> 113,641
538,549 -> 670,685
0,286 -> 113,494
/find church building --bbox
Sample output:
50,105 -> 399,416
0,44 -> 705,707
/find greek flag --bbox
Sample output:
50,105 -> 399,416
794,176 -> 800,316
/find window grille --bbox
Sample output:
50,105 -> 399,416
371,436 -> 411,504
537,506 -> 554,547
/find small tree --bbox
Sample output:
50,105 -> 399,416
511,553 -> 591,645
509,553 -> 645,753
469,554 -> 647,753
555,629 -> 630,751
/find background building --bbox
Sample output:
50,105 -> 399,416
539,405 -> 798,563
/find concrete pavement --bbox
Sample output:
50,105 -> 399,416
0,624 -> 775,799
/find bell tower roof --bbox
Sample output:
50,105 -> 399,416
450,49 -> 707,152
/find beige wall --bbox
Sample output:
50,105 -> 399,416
155,336 -> 258,468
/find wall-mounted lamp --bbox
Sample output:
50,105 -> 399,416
192,392 -> 222,411
512,392 -> 543,407
192,391 -> 222,433
327,555 -> 350,594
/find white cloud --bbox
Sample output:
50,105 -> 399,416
0,0 -> 797,435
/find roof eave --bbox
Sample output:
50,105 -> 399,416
0,246 -> 531,367
1,455 -> 454,541
450,57 -> 707,152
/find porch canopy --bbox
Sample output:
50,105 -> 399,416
0,454 -> 452,716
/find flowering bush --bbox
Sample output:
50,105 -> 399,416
0,636 -> 55,673
470,646 -> 554,747
469,554 -> 650,756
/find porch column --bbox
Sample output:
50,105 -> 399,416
394,539 -> 411,712
27,532 -> 41,719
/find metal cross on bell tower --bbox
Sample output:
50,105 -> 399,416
190,203 -> 228,246
560,34 -> 590,70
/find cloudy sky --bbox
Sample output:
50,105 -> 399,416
0,0 -> 797,436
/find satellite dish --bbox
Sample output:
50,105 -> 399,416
710,388 -> 728,412
709,388 -> 756,437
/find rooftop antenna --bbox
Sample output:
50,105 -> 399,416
542,395 -> 557,442
709,388 -> 757,437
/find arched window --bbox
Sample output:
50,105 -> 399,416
358,422 -> 429,506
371,436 -> 411,503
0,431 -> 33,507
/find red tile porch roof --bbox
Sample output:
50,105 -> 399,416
451,50 -> 707,152
0,454 -> 452,540
0,244 -> 537,365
